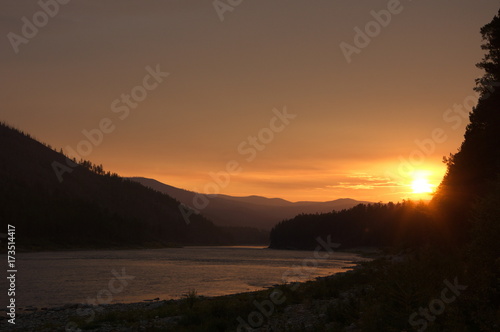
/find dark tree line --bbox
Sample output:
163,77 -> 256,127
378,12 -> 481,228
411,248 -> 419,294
269,200 -> 439,250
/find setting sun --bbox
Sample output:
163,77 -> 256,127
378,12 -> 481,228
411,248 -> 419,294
411,172 -> 434,194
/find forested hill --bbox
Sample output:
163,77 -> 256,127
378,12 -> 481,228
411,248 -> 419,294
269,201 -> 439,250
0,122 -> 227,250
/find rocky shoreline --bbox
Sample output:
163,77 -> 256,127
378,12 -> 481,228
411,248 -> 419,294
1,299 -> 184,332
1,290 -> 365,332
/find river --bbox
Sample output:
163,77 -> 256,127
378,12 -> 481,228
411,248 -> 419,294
0,246 -> 366,308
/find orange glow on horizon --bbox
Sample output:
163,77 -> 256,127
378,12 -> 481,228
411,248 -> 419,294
120,162 -> 447,203
2,1 -> 494,206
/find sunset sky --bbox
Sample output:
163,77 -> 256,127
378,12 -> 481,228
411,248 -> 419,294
2,0 -> 499,202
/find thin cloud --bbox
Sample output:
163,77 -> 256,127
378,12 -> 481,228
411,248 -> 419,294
326,173 -> 400,190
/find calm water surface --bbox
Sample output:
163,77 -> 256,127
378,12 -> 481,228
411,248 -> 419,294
0,246 -> 366,308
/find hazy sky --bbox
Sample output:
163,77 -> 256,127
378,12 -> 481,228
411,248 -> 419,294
2,0 -> 500,202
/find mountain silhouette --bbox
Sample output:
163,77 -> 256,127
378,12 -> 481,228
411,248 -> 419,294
130,177 -> 370,230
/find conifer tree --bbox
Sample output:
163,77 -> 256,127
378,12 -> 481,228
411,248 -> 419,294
434,10 -> 500,238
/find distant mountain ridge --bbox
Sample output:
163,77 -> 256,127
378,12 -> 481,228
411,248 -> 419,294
130,177 -> 370,230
